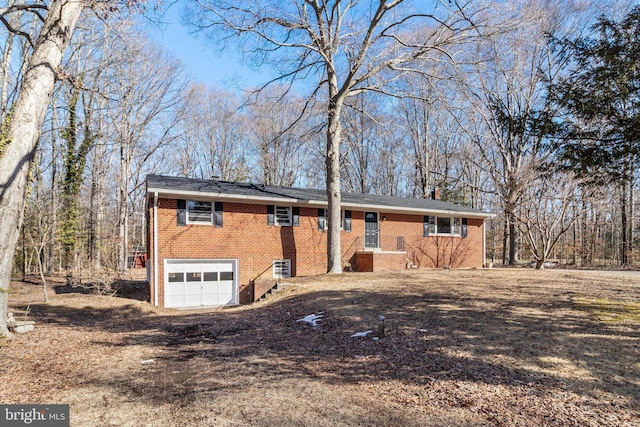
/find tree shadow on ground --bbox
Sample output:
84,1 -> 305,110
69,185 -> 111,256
51,278 -> 149,302
160,290 -> 638,398
111,279 -> 149,302
22,282 -> 637,419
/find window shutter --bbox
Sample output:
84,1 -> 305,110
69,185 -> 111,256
214,202 -> 223,227
462,218 -> 468,238
318,208 -> 326,231
267,205 -> 275,225
423,215 -> 430,236
344,210 -> 352,232
177,200 -> 187,226
292,207 -> 300,226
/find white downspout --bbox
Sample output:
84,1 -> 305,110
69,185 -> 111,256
482,218 -> 487,268
154,192 -> 159,307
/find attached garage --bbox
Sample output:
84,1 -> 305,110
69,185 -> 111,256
165,259 -> 238,308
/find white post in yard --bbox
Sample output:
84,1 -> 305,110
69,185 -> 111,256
377,315 -> 386,337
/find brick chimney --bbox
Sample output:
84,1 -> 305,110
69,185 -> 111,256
431,187 -> 441,200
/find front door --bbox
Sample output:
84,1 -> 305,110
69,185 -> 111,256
364,212 -> 379,249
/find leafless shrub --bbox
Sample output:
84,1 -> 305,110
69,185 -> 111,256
71,269 -> 119,296
409,236 -> 471,268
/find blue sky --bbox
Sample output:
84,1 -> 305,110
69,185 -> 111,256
145,6 -> 265,90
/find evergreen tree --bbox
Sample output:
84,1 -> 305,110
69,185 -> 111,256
547,7 -> 640,264
548,7 -> 640,181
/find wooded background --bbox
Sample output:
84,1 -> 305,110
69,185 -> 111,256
2,0 -> 639,282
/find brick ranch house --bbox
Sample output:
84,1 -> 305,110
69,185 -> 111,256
146,174 -> 493,308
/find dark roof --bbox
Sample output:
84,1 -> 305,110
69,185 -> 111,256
146,174 -> 491,218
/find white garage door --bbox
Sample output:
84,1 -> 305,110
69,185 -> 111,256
165,259 -> 238,308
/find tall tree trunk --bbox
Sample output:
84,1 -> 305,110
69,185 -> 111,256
508,216 -> 519,265
502,217 -> 508,265
326,88 -> 343,274
47,102 -> 58,275
89,95 -> 108,270
590,208 -> 598,266
620,179 -> 628,266
118,141 -> 129,273
60,83 -> 94,282
505,175 -> 520,265
581,200 -> 589,266
572,203 -> 578,266
89,162 -> 99,268
0,0 -> 84,339
627,174 -> 634,263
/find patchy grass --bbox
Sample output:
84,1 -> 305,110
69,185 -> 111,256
1,269 -> 639,426
573,296 -> 640,323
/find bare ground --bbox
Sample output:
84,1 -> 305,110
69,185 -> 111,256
1,269 -> 639,426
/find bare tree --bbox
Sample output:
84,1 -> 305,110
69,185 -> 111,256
98,28 -> 192,272
0,1 -> 27,122
187,0 -> 483,273
173,85 -> 249,181
458,1 -> 567,264
0,0 -> 85,338
61,14 -> 114,272
339,91 -> 407,196
409,235 -> 471,268
23,160 -> 55,302
59,83 -> 95,282
246,85 -> 310,186
516,174 -> 582,269
394,75 -> 439,199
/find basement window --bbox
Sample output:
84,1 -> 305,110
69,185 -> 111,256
273,260 -> 291,279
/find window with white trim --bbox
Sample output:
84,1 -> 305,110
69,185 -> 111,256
437,217 -> 451,234
273,259 -> 291,278
267,205 -> 298,226
275,206 -> 292,226
188,200 -> 212,223
179,200 -> 223,226
453,217 -> 461,235
424,216 -> 464,236
318,209 -> 351,231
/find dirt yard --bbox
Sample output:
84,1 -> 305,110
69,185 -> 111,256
1,269 -> 639,426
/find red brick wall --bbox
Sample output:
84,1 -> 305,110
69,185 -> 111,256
403,217 -> 485,268
355,252 -> 374,272
148,198 -> 486,306
355,252 -> 409,272
378,212 -> 485,268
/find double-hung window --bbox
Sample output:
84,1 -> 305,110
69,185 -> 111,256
318,209 -> 352,232
424,215 -> 436,235
177,199 -> 223,226
318,209 -> 328,231
452,217 -> 462,235
275,206 -> 291,226
188,200 -> 212,223
267,205 -> 299,226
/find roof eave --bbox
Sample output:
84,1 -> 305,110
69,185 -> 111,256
148,186 -> 493,219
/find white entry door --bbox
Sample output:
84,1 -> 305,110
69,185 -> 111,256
165,259 -> 238,308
